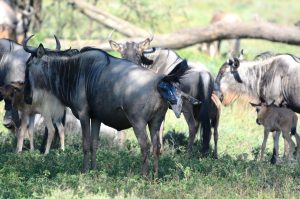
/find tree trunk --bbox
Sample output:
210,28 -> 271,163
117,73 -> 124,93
69,0 -> 149,37
30,0 -> 42,32
46,21 -> 300,51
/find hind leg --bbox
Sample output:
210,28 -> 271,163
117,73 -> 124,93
132,121 -> 150,176
148,115 -> 164,177
56,122 -> 65,151
293,132 -> 300,160
183,105 -> 199,157
44,117 -> 56,154
159,120 -> 165,153
27,115 -> 35,152
213,126 -> 218,159
282,130 -> 295,161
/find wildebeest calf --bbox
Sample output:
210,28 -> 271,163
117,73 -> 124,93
251,103 -> 300,164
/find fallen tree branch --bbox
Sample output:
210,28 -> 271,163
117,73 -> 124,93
46,21 -> 300,50
69,0 -> 149,37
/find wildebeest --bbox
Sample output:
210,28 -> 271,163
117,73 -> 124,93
23,37 -> 197,176
214,51 -> 300,160
0,36 -> 66,153
250,102 -> 300,163
214,51 -> 300,112
200,11 -> 241,57
109,36 -> 220,158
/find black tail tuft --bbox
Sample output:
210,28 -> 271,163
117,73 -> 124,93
199,72 -> 214,155
161,60 -> 188,83
291,126 -> 297,135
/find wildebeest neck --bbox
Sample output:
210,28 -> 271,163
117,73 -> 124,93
141,48 -> 183,75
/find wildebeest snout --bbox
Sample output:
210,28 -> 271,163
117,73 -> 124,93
3,111 -> 15,129
256,118 -> 261,125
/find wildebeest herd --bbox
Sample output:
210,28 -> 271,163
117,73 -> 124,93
1,31 -> 300,176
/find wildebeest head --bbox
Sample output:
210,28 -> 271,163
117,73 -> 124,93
0,83 -> 24,106
109,33 -> 153,65
22,35 -> 79,104
214,50 -> 244,106
21,35 -> 64,104
250,102 -> 269,125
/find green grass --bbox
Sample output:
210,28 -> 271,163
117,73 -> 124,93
1,0 -> 300,198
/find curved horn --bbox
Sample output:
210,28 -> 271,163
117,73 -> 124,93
148,31 -> 154,42
54,35 -> 61,50
23,35 -> 37,54
238,49 -> 244,60
107,29 -> 116,41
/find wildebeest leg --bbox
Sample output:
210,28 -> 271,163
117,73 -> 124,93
271,131 -> 280,164
184,105 -> 199,157
91,119 -> 100,170
44,118 -> 56,154
79,116 -> 91,173
293,132 -> 300,160
148,116 -> 164,177
159,120 -> 164,153
56,122 -> 65,151
213,124 -> 219,159
282,130 -> 295,161
16,113 -> 29,152
27,115 -> 35,152
132,122 -> 150,176
260,129 -> 269,161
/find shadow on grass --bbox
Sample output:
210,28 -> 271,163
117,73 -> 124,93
1,130 -> 300,198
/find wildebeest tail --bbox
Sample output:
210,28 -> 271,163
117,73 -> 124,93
161,60 -> 188,83
291,126 -> 297,135
199,72 -> 213,155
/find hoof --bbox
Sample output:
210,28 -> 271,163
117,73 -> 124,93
270,156 -> 277,164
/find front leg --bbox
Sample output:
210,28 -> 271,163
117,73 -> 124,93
91,119 -> 100,170
271,131 -> 280,164
260,129 -> 269,161
16,113 -> 29,152
79,115 -> 91,173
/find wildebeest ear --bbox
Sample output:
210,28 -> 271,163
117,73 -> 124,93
138,38 -> 151,52
233,57 -> 240,68
249,102 -> 261,107
109,40 -> 123,52
37,43 -> 46,58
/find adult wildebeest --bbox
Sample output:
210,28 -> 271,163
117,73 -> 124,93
0,36 -> 66,153
214,51 -> 300,111
109,36 -> 220,158
214,51 -> 300,160
200,11 -> 241,57
250,102 -> 300,163
22,37 -> 198,176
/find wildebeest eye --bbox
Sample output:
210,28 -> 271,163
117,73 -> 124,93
256,108 -> 259,113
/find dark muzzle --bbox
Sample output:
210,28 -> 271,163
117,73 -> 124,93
256,118 -> 261,125
3,109 -> 20,129
3,115 -> 15,129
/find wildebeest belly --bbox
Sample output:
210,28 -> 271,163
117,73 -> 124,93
91,108 -> 132,131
